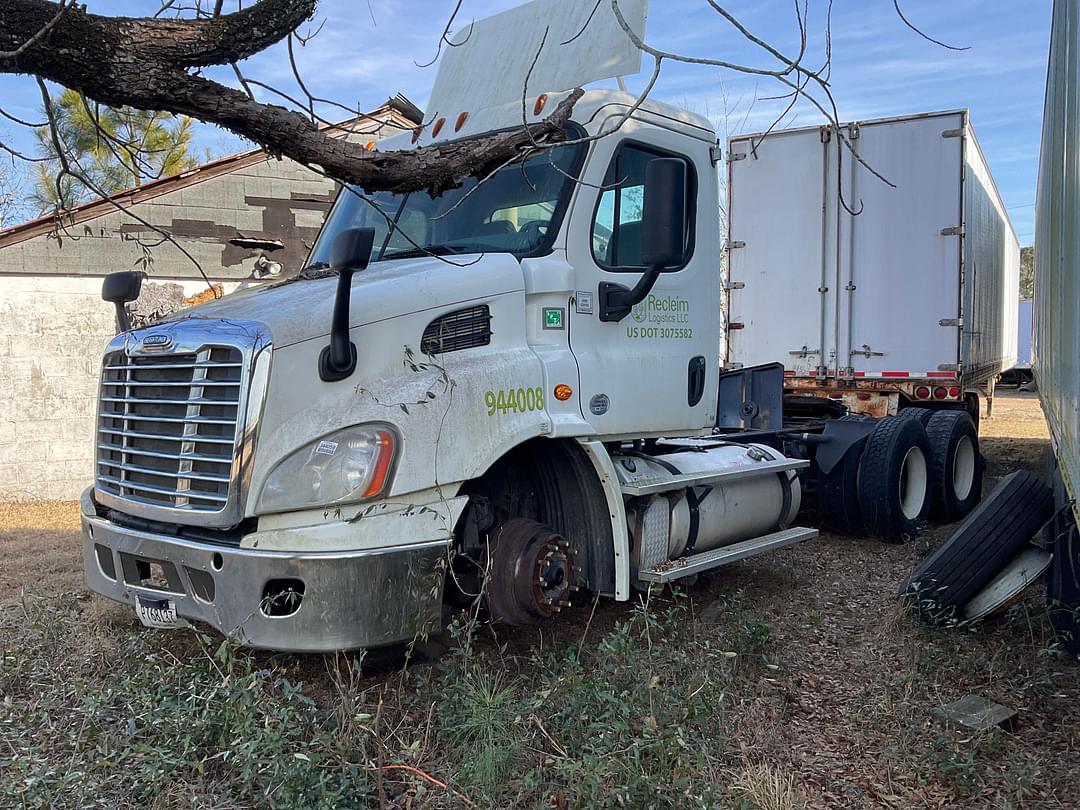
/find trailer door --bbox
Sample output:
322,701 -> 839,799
727,129 -> 831,375
839,113 -> 964,378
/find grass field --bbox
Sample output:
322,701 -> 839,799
2,392 -> 1077,809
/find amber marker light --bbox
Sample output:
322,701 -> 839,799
554,384 -> 573,401
365,141 -> 377,152
455,111 -> 470,131
533,94 -> 548,116
432,117 -> 446,137
411,126 -> 423,144
362,429 -> 398,499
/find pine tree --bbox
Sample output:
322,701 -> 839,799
31,89 -> 199,212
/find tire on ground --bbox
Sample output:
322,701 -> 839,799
857,416 -> 932,543
925,410 -> 983,522
818,436 -> 867,537
900,470 -> 1054,623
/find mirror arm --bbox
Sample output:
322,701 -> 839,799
318,268 -> 358,381
598,264 -> 663,323
113,302 -> 132,333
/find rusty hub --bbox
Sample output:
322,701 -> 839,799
485,518 -> 577,625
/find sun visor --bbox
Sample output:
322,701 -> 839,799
427,0 -> 648,120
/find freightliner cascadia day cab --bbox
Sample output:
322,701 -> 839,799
80,0 -> 1007,651
727,112 -> 1020,422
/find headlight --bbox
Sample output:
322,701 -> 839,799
257,424 -> 398,513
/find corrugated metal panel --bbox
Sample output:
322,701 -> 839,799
1034,0 -> 1080,521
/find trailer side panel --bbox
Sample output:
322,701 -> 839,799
1035,0 -> 1080,518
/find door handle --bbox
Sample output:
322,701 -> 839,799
688,356 -> 707,407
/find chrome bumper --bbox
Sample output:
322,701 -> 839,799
81,497 -> 448,653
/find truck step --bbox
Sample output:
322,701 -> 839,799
620,458 -> 809,497
638,526 -> 819,583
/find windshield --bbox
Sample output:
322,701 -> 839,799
306,138 -> 585,267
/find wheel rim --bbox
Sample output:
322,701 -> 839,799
952,435 -> 976,501
898,446 -> 928,520
486,520 -> 576,624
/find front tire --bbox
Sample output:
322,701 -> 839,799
857,416 -> 932,543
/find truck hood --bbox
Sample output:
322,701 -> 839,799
168,253 -> 525,348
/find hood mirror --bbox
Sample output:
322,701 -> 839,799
319,227 -> 376,382
101,270 -> 145,333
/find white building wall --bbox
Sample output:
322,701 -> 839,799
0,275 -> 241,500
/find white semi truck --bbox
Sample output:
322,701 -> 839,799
80,0 -> 986,651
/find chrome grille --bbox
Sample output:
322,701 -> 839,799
97,346 -> 244,513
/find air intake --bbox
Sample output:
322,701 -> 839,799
421,305 -> 492,355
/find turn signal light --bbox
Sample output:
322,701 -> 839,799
554,384 -> 573,401
362,429 -> 398,499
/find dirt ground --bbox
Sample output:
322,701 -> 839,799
1,391 -> 1077,808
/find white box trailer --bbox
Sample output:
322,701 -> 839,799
726,111 -> 1020,419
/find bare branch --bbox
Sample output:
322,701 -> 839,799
892,0 -> 970,51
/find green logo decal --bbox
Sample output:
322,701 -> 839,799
543,307 -> 565,330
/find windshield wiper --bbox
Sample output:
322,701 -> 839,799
382,244 -> 480,261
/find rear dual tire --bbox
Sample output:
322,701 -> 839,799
925,410 -> 982,522
857,416 -> 933,543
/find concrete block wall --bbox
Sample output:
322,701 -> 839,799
0,275 -> 239,500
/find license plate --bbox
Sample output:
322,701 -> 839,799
135,596 -> 181,629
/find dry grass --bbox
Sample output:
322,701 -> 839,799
1,392 -> 1078,808
729,763 -> 808,810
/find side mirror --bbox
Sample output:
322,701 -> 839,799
101,270 -> 145,333
640,158 -> 687,267
319,227 -> 376,382
598,158 -> 688,322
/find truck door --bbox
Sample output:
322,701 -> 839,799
564,129 -> 721,436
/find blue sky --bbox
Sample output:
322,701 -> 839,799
0,1 -> 1051,242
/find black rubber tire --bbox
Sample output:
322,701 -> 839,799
898,407 -> 934,427
900,471 -> 1054,623
857,416 -> 933,543
818,436 -> 867,537
925,410 -> 983,522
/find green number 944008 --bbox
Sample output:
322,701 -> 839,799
485,387 -> 545,416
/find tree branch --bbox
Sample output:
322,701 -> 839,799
0,0 -> 579,195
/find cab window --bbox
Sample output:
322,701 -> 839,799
591,143 -> 695,270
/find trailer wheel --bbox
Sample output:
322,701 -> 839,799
900,471 -> 1054,623
857,416 -> 932,543
818,436 -> 867,537
485,519 -> 576,625
926,410 -> 983,521
898,407 -> 933,427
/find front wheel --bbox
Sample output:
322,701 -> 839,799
857,416 -> 933,543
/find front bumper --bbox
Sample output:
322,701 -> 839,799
81,496 -> 449,652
